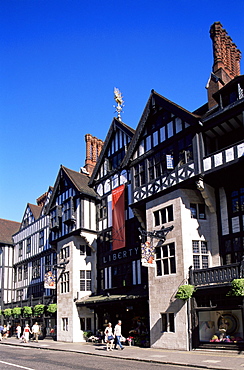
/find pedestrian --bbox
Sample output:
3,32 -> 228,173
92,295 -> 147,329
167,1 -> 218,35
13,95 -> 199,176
104,322 -> 114,351
0,324 -> 3,341
31,322 -> 40,342
23,324 -> 31,343
2,325 -> 8,339
16,324 -> 22,339
114,320 -> 124,350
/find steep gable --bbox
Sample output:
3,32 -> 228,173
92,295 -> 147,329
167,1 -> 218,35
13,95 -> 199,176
46,165 -> 97,213
89,117 -> 135,186
20,203 -> 42,229
123,90 -> 200,167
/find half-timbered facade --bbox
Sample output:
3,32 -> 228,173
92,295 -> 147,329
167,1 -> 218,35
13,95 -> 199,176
0,218 -> 20,320
121,21 -> 244,350
46,165 -> 98,342
77,118 -> 150,344
10,188 -> 57,333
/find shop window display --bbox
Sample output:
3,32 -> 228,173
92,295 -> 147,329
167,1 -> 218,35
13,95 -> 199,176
199,310 -> 243,344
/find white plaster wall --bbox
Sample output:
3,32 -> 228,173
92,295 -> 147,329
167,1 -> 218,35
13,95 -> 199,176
146,187 -> 220,350
56,232 -> 97,342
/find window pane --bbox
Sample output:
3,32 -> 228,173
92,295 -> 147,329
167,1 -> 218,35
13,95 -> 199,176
192,241 -> 199,253
161,209 -> 166,224
193,255 -> 200,269
168,205 -> 174,222
198,204 -> 206,219
169,313 -> 175,332
162,245 -> 168,257
202,255 -> 209,268
87,280 -> 91,291
169,243 -> 175,256
154,211 -> 160,226
80,282 -> 85,291
167,122 -> 173,138
146,136 -> 151,151
163,259 -> 169,275
160,127 -> 165,142
156,260 -> 162,276
190,204 -> 197,219
153,131 -> 158,146
162,314 -> 167,332
201,241 -> 208,254
170,258 -> 176,274
155,247 -> 161,259
80,270 -> 85,279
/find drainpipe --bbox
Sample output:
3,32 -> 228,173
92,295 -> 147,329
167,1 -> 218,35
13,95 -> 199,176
187,298 -> 192,351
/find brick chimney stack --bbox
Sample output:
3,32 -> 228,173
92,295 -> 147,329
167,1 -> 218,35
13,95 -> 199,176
207,22 -> 241,109
84,134 -> 103,176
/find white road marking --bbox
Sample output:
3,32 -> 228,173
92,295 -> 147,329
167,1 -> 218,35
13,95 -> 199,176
0,360 -> 35,370
202,360 -> 221,363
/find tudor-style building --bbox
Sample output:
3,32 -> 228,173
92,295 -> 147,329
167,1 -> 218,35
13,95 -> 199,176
0,218 -> 21,321
120,22 -> 244,350
11,188 -> 57,333
46,165 -> 98,342
76,117 -> 150,345
1,21 -> 243,351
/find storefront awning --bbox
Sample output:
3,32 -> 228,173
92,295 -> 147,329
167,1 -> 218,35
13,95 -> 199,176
76,293 -> 147,306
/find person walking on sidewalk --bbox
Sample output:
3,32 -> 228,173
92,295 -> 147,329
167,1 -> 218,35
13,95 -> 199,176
23,324 -> 31,343
32,322 -> 40,342
114,320 -> 124,350
16,324 -> 21,339
104,322 -> 114,351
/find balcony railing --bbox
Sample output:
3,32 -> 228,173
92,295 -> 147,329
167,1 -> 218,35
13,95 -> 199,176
202,141 -> 244,173
189,260 -> 244,287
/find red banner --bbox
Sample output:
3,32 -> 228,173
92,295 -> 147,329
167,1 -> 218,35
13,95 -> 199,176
112,184 -> 125,250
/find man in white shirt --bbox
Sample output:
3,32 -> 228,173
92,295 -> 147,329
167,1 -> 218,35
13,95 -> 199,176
114,320 -> 124,350
32,322 -> 40,342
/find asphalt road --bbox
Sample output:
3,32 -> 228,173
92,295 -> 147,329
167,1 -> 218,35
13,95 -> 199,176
0,345 -> 210,370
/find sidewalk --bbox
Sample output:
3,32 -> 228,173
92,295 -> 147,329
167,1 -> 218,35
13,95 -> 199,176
1,337 -> 244,369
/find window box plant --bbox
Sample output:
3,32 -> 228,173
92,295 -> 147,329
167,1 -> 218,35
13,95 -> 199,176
227,279 -> 244,296
175,284 -> 195,300
22,306 -> 32,317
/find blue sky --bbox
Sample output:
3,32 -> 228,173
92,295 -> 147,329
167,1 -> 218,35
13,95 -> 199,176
1,0 -> 244,222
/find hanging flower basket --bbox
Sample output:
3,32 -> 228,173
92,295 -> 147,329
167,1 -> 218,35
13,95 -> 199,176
46,304 -> 57,314
227,279 -> 244,296
175,284 -> 195,300
33,304 -> 45,316
3,308 -> 12,317
12,307 -> 22,318
22,306 -> 32,317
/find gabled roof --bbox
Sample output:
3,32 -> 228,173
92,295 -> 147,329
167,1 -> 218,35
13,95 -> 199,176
122,90 -> 200,167
46,165 -> 97,212
28,203 -> 42,220
63,166 -> 97,197
0,218 -> 21,245
89,117 -> 135,185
